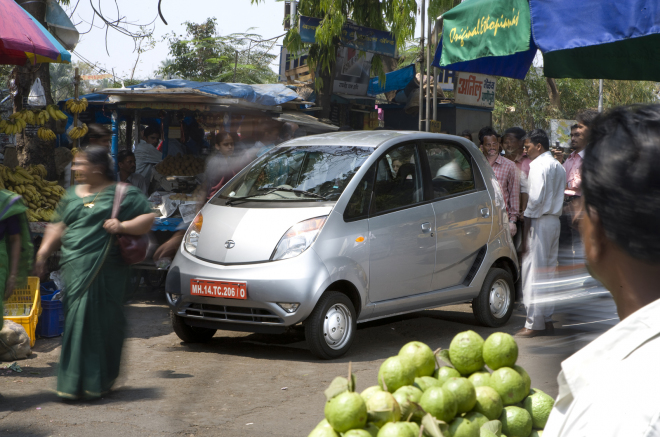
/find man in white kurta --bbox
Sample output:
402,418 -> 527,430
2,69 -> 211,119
544,104 -> 660,436
518,129 -> 566,337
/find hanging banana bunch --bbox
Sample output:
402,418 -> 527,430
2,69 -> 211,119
68,123 -> 88,140
65,97 -> 88,114
46,104 -> 68,120
37,127 -> 56,141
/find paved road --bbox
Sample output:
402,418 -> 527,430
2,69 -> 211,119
0,289 -> 616,437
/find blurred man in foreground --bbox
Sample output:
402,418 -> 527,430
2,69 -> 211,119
559,110 -> 598,265
518,129 -> 566,338
544,105 -> 660,436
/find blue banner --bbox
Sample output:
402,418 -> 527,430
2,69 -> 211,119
432,37 -> 537,80
299,16 -> 397,57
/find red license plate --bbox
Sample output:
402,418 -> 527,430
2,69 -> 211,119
190,279 -> 247,299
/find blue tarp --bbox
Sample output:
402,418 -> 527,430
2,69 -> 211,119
61,80 -> 300,107
432,37 -> 537,80
530,0 -> 660,53
128,79 -> 300,106
368,65 -> 416,96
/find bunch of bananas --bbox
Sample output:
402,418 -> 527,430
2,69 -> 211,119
0,164 -> 65,222
68,123 -> 88,140
0,118 -> 26,135
65,97 -> 88,114
46,104 -> 68,120
37,127 -> 57,141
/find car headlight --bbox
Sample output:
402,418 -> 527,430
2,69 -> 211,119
184,212 -> 203,255
271,216 -> 327,261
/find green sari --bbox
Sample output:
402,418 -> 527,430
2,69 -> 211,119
0,189 -> 33,331
55,183 -> 151,400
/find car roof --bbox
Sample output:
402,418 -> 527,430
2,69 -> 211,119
280,130 -> 471,148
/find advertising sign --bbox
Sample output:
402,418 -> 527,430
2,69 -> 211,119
550,119 -> 576,148
333,47 -> 374,96
299,16 -> 396,57
440,0 -> 531,66
454,72 -> 496,107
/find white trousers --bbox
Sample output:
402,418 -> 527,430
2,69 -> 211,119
522,215 -> 560,330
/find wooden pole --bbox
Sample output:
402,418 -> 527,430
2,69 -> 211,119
425,13 -> 431,132
73,67 -> 80,149
233,51 -> 239,82
418,0 -> 425,131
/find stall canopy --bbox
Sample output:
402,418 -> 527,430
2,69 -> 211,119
433,0 -> 660,81
0,0 -> 71,65
118,80 -> 301,107
368,65 -> 416,96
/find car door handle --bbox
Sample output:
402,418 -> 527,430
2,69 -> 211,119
421,222 -> 432,233
480,207 -> 490,218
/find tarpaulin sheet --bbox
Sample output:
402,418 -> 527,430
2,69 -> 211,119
127,79 -> 300,106
531,0 -> 660,80
368,65 -> 416,96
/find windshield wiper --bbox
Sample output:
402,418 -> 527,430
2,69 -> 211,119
225,187 -> 327,205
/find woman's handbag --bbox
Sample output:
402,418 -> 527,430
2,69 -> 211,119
111,183 -> 149,265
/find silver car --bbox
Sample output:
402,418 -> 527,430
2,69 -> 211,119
165,131 -> 519,359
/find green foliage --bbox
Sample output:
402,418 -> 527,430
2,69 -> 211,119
49,62 -> 96,102
157,18 -> 278,84
493,67 -> 660,132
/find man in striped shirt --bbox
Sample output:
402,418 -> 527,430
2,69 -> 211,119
479,126 -> 520,237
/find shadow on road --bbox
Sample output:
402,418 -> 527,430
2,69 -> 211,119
0,387 -> 162,412
160,307 -> 529,364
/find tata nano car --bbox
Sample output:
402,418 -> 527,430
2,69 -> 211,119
165,131 -> 519,359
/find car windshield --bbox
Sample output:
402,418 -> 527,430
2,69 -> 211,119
211,145 -> 373,205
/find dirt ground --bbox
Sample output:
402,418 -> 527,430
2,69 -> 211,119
0,289 -> 598,437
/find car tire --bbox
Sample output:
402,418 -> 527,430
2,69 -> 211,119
170,310 -> 216,343
472,268 -> 515,327
305,291 -> 357,360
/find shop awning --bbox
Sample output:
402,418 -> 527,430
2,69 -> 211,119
368,65 -> 416,96
100,80 -> 301,107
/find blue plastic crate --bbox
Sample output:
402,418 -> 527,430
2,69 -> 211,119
36,299 -> 64,337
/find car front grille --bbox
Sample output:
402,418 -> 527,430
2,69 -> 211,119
184,303 -> 284,324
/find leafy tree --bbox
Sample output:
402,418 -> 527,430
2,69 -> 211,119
253,0 -> 455,119
158,18 -> 278,84
493,67 -> 660,132
49,62 -> 96,103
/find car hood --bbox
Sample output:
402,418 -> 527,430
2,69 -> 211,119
194,204 -> 333,264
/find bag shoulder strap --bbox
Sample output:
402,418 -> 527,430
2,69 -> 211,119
111,182 -> 129,219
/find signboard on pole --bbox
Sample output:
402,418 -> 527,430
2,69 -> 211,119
80,73 -> 112,80
333,47 -> 374,96
454,72 -> 496,107
437,69 -> 457,92
299,16 -> 396,57
550,119 -> 576,148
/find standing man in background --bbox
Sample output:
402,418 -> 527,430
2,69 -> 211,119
560,110 -> 598,265
518,129 -> 566,338
479,126 -> 520,237
117,150 -> 148,195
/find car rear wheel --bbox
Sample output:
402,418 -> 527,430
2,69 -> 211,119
170,310 -> 216,343
472,268 -> 515,327
305,291 -> 357,360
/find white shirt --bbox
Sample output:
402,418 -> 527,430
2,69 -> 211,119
126,172 -> 148,195
524,151 -> 566,218
134,140 -> 163,182
544,298 -> 660,437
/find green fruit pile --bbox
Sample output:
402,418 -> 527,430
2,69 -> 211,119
309,332 -> 554,437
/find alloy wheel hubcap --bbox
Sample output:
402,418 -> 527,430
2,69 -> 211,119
323,303 -> 352,350
489,279 -> 510,318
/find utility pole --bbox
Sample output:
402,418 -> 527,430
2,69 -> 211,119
418,0 -> 426,131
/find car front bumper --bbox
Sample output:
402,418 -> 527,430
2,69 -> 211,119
165,245 -> 331,330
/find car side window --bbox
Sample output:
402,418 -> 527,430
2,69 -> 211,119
372,144 -> 423,213
421,142 -> 475,199
344,163 -> 375,221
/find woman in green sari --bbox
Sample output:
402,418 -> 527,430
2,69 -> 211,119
35,146 -> 155,400
0,188 -> 33,329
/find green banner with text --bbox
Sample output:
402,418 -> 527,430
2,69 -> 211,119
440,0 -> 531,66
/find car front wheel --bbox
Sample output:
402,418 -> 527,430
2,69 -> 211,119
170,310 -> 216,343
305,291 -> 357,360
472,268 -> 515,327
